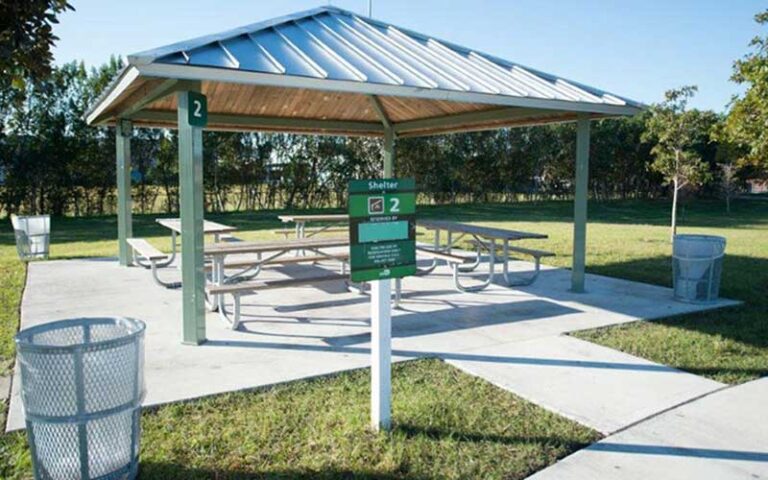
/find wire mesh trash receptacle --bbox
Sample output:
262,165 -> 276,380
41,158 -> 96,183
11,214 -> 51,261
673,235 -> 726,303
15,317 -> 146,480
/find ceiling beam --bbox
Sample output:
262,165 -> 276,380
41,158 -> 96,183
115,79 -> 179,119
393,107 -> 544,135
396,112 -> 603,139
368,95 -> 392,130
129,110 -> 386,134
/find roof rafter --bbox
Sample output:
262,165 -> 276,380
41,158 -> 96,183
394,107 -> 542,134
368,95 -> 392,130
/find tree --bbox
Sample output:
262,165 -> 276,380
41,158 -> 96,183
721,9 -> 768,175
0,0 -> 74,89
643,87 -> 711,240
718,163 -> 739,214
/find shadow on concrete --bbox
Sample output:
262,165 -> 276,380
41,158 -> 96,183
272,289 -> 460,313
202,341 -> 690,375
235,297 -> 578,343
590,442 -> 768,462
323,299 -> 579,347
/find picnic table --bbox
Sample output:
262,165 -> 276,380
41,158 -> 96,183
417,219 -> 550,292
200,219 -> 552,327
277,214 -> 349,240
154,218 -> 237,267
204,236 -> 351,317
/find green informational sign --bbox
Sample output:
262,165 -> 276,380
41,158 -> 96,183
187,91 -> 208,128
348,178 -> 416,282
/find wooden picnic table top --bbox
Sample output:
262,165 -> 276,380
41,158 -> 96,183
156,218 -> 237,235
205,236 -> 349,256
418,219 -> 547,241
278,214 -> 349,223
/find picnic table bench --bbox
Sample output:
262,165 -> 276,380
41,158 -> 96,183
207,273 -> 348,330
128,218 -> 239,288
205,236 -> 352,328
417,219 -> 552,292
127,238 -> 181,289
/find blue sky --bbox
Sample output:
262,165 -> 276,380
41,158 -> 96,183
51,0 -> 764,112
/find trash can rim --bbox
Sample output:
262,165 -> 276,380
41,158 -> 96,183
673,234 -> 726,242
14,316 -> 146,352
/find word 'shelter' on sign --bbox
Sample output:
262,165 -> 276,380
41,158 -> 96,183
348,178 -> 416,282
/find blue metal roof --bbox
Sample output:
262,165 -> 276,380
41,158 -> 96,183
129,6 -> 640,109
86,6 -> 642,134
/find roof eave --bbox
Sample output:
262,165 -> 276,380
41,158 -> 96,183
84,66 -> 141,126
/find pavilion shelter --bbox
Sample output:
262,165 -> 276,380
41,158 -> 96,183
86,6 -> 643,346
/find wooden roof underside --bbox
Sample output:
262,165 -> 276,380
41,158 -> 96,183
96,77 -> 607,138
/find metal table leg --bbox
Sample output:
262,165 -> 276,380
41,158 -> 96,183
452,238 -> 496,293
151,231 -> 177,268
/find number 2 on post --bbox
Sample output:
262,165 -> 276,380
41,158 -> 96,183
186,92 -> 208,127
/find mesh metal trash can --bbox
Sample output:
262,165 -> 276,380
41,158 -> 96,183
11,214 -> 51,261
15,317 -> 146,480
673,234 -> 726,303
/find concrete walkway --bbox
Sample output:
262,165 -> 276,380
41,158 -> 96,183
528,377 -> 768,480
447,335 -> 724,434
7,256 -> 737,435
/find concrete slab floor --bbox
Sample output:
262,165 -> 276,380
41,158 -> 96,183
6,256 -> 739,433
528,377 -> 768,480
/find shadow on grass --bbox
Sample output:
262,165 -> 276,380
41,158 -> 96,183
586,252 -> 765,308
578,252 -> 768,380
138,463 -> 430,480
395,423 -> 593,450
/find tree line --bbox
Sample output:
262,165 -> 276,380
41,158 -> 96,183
0,58 -> 723,217
0,4 -> 766,219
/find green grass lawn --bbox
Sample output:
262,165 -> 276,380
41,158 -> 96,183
0,198 -> 766,478
0,198 -> 766,380
0,359 -> 599,480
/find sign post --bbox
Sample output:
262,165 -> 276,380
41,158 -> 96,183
348,178 -> 416,431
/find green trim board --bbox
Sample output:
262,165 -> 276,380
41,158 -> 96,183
348,178 -> 416,283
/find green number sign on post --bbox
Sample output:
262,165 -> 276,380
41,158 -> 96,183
187,92 -> 208,128
348,178 -> 416,282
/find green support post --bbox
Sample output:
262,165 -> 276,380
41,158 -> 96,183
177,88 -> 206,345
383,127 -> 395,177
571,114 -> 591,293
115,120 -> 133,266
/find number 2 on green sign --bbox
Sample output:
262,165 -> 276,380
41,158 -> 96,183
193,100 -> 203,118
390,197 -> 400,213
